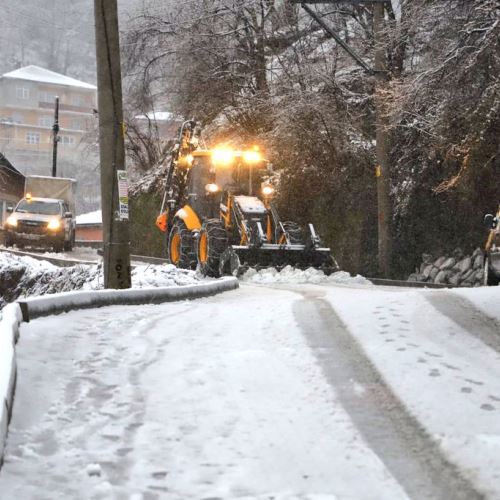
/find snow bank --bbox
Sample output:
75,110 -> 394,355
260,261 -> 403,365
0,252 -> 99,308
241,265 -> 372,286
0,252 -> 204,309
0,303 -> 22,463
84,263 -> 202,290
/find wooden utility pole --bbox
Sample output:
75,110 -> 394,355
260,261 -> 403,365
373,3 -> 392,277
52,96 -> 59,177
94,0 -> 131,289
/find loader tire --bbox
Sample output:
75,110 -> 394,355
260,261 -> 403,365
197,219 -> 228,277
168,219 -> 196,269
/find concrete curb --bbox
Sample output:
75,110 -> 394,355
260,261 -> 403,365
0,277 -> 239,466
18,277 -> 239,321
0,303 -> 22,467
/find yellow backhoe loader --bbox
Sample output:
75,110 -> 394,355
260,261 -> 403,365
155,121 -> 338,277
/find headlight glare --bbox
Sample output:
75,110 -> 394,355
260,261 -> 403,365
212,148 -> 234,166
262,185 -> 275,197
6,215 -> 17,227
205,183 -> 220,194
243,150 -> 261,163
47,219 -> 61,230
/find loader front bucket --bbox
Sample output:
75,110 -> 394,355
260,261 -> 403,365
230,243 -> 338,275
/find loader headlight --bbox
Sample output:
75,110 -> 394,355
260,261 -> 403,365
262,184 -> 275,197
243,150 -> 261,163
47,218 -> 62,230
205,183 -> 220,194
212,148 -> 235,166
6,215 -> 17,227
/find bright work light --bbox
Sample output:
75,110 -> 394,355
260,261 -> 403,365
212,148 -> 235,165
243,150 -> 262,163
205,183 -> 220,194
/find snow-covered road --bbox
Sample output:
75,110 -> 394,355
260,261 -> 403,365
1,281 -> 499,499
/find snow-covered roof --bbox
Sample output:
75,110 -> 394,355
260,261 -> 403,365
134,111 -> 178,122
76,210 -> 102,226
2,65 -> 96,91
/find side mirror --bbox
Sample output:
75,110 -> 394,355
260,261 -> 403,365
484,214 -> 497,230
64,212 -> 73,219
6,207 -> 13,213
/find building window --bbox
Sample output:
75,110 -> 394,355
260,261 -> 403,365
71,119 -> 82,130
60,135 -> 75,146
26,132 -> 40,144
71,95 -> 84,107
11,112 -> 24,123
16,87 -> 30,100
39,115 -> 52,127
39,91 -> 56,103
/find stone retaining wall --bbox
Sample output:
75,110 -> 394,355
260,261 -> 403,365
408,248 -> 484,287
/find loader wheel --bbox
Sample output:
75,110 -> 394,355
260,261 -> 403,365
197,219 -> 228,277
168,219 -> 196,269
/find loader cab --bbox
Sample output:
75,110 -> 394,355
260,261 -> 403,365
230,160 -> 268,197
186,152 -> 219,218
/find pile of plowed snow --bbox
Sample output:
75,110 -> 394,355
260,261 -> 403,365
0,252 -> 202,309
241,265 -> 372,285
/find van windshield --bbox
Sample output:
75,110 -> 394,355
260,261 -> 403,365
16,200 -> 60,215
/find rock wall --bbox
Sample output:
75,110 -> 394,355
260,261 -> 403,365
407,248 -> 484,287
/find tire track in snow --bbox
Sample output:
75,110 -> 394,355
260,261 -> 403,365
424,292 -> 500,355
292,287 -> 484,500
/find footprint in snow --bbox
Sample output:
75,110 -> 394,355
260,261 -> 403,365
481,403 -> 495,411
441,362 -> 461,372
461,387 -> 473,394
424,351 -> 443,358
429,368 -> 441,377
464,378 -> 484,386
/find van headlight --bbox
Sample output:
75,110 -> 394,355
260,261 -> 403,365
6,215 -> 17,227
47,219 -> 61,230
